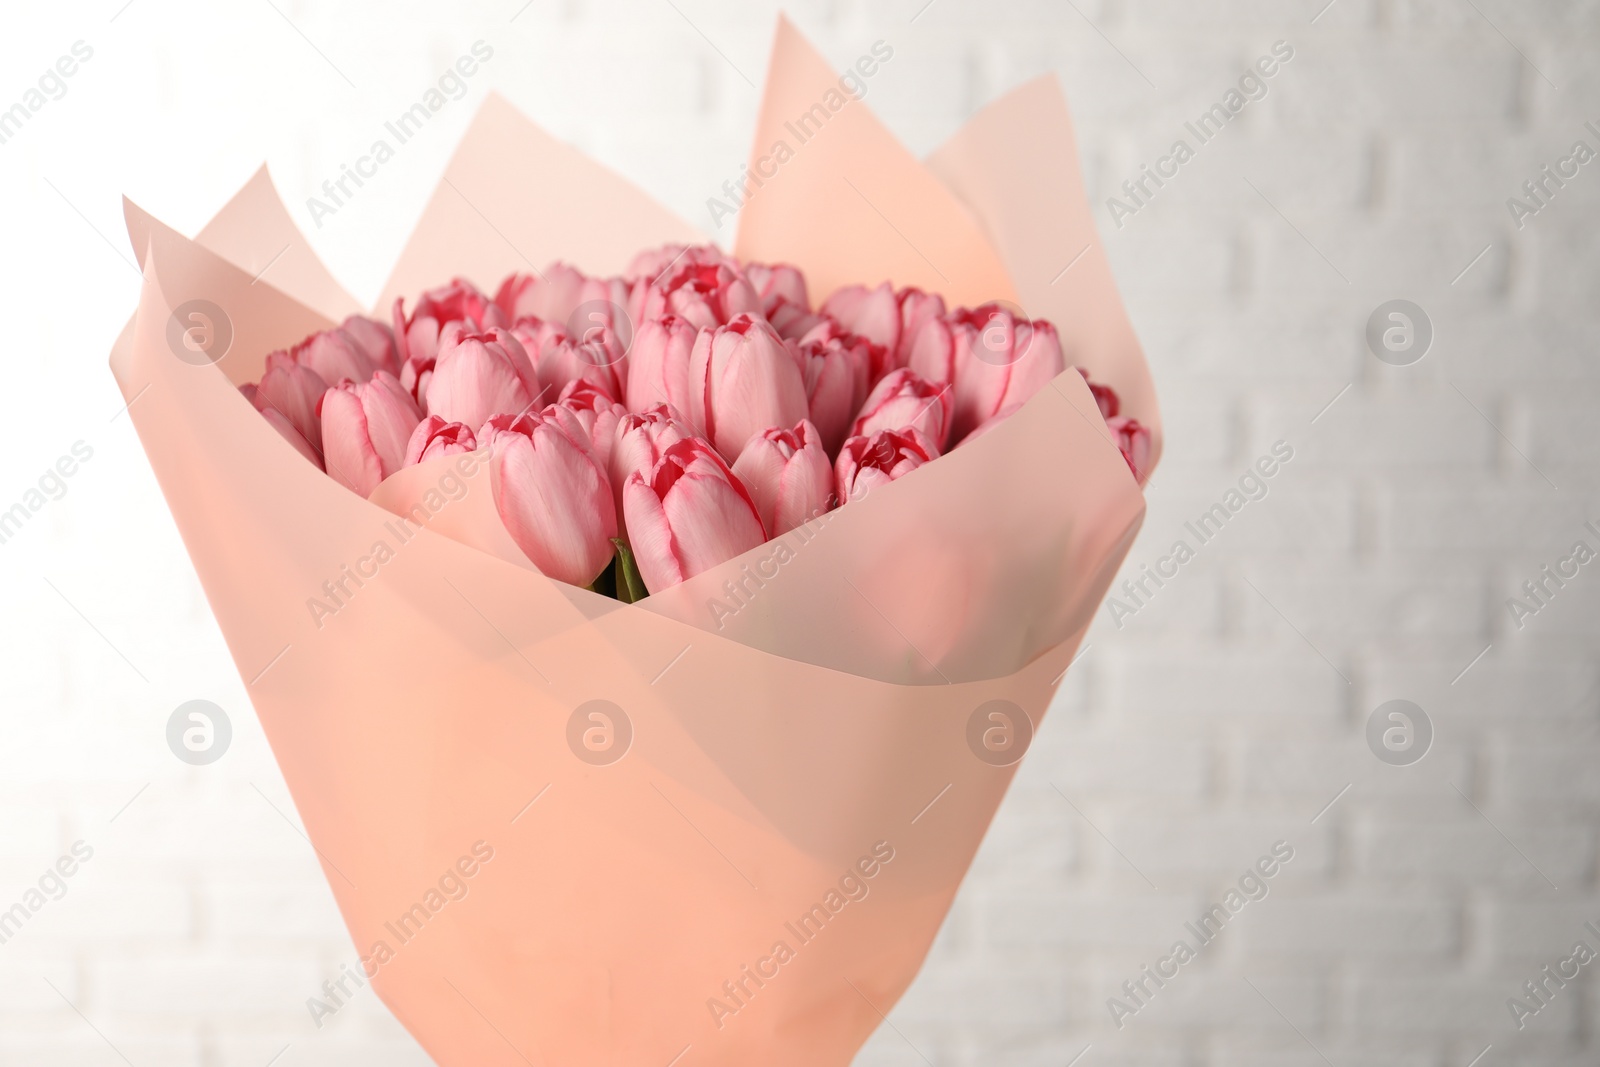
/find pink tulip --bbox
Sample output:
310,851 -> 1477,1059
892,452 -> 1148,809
798,318 -> 882,392
286,323 -> 383,387
338,314 -> 400,376
731,420 -> 833,536
791,333 -> 867,457
480,410 -> 617,587
425,323 -> 538,431
1077,367 -> 1120,420
494,263 -> 587,325
766,300 -> 827,341
509,316 -> 565,375
638,262 -> 762,332
393,279 -> 507,406
403,416 -> 478,467
688,315 -> 810,462
850,368 -> 954,449
320,371 -> 422,497
835,427 -> 939,503
895,287 -> 947,366
906,316 -> 955,385
742,262 -> 810,319
625,315 -> 698,415
256,351 -> 329,453
623,243 -> 728,284
623,437 -> 766,592
242,384 -> 322,468
536,329 -> 625,402
1108,416 -> 1152,481
609,404 -> 694,525
557,379 -> 627,472
578,276 -> 634,361
821,282 -> 900,367
944,306 -> 1066,442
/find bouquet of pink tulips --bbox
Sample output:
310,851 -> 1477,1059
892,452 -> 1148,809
111,17 -> 1163,1065
242,247 -> 1150,598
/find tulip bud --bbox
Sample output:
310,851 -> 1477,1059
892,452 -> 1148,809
403,415 -> 478,467
425,323 -> 538,431
494,262 -> 587,325
835,427 -> 939,504
688,315 -> 809,462
481,410 -> 617,587
557,379 -> 627,471
256,351 -> 329,453
766,300 -> 827,341
948,306 -> 1065,442
1077,367 -> 1120,420
243,384 -> 323,469
338,314 -> 400,376
320,371 -> 423,497
906,315 -> 955,386
289,324 -> 382,387
799,318 -> 882,393
609,404 -> 694,526
639,262 -> 762,332
850,368 -> 954,450
821,282 -> 900,358
623,243 -> 728,284
792,335 -> 866,457
625,315 -> 697,415
536,329 -> 625,402
895,287 -> 947,367
393,277 -> 506,371
731,420 -> 834,536
1107,416 -> 1152,481
623,438 -> 766,592
742,262 -> 810,319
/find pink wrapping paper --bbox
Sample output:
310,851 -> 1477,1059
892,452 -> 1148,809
109,18 -> 1158,1065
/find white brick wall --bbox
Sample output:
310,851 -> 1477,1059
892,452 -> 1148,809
1,0 -> 1595,1063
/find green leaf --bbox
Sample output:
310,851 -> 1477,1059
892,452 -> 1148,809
611,538 -> 648,603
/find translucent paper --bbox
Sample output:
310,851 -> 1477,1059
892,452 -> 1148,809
109,17 -> 1158,1066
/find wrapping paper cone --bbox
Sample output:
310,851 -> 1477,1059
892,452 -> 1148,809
109,18 -> 1157,1066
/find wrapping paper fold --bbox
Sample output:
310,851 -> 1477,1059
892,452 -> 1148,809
110,17 -> 1157,1066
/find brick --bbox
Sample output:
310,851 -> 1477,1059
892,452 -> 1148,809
1242,897 -> 1459,955
985,892 -> 1203,952
90,956 -> 324,1017
1349,973 -> 1548,1034
1355,820 -> 1592,888
1486,899 -> 1600,963
1109,648 -> 1348,728
1498,746 -> 1600,812
1103,814 -> 1329,877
